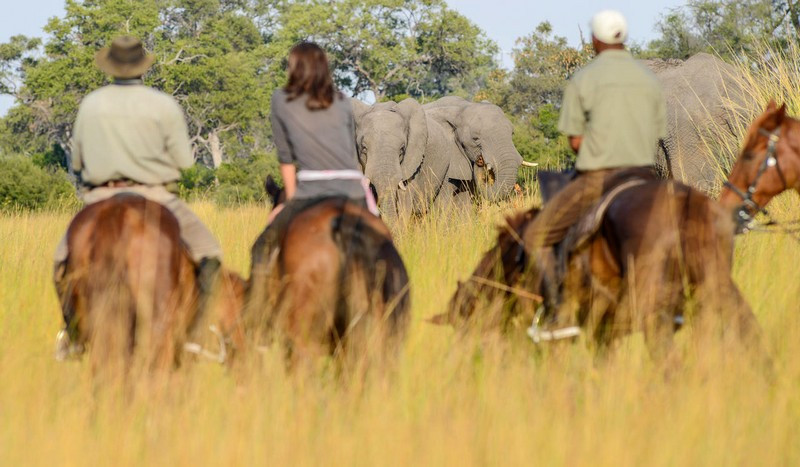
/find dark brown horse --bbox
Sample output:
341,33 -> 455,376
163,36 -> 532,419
436,110 -> 792,357
61,194 -> 245,375
248,180 -> 410,366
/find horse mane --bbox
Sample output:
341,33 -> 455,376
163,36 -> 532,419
497,207 -> 538,245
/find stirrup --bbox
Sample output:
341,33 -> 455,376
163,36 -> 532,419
54,330 -> 85,361
526,306 -> 582,344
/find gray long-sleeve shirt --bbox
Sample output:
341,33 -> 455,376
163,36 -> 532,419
270,89 -> 365,200
72,81 -> 193,186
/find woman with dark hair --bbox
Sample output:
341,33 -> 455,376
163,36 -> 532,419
251,42 -> 376,260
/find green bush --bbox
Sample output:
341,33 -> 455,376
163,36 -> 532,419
179,163 -> 217,200
213,152 -> 282,207
0,156 -> 77,212
177,152 -> 284,207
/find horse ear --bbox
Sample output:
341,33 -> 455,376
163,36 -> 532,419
265,175 -> 283,205
778,103 -> 788,122
762,101 -> 788,131
766,100 -> 777,112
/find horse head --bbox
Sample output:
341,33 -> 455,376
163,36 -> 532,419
720,100 -> 800,231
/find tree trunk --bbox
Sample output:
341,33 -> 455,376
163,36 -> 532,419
789,1 -> 800,37
209,130 -> 223,168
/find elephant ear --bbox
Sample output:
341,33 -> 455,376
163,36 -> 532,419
351,98 -> 371,123
395,98 -> 428,181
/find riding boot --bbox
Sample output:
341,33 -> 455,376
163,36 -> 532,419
187,257 -> 222,342
535,246 -> 562,317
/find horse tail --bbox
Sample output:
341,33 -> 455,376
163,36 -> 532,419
81,199 -> 143,372
74,195 -> 188,374
330,210 -> 410,353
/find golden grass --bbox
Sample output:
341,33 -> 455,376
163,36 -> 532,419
3,43 -> 800,466
1,192 -> 800,466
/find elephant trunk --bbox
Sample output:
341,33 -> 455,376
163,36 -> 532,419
484,144 -> 523,202
366,162 -> 405,226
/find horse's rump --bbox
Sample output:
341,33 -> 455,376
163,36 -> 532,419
270,198 -> 410,360
65,194 -> 197,370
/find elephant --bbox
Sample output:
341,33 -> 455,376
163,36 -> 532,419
351,98 -> 453,225
644,53 -> 752,193
423,96 -> 524,204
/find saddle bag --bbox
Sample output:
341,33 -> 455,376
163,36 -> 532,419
537,170 -> 576,203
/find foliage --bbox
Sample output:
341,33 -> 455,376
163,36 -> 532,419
212,151 -> 282,206
511,104 -> 574,169
648,1 -> 800,59
178,150 -> 282,206
275,0 -> 498,102
475,22 -> 587,171
0,0 -> 278,166
0,155 -> 77,212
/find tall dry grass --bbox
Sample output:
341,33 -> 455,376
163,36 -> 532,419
1,192 -> 799,465
3,47 -> 800,465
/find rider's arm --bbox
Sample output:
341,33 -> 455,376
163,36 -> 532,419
165,100 -> 193,169
568,136 -> 583,153
558,76 -> 585,156
281,163 -> 297,200
71,108 -> 85,175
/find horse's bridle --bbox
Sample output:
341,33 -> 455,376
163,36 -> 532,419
723,126 -> 788,232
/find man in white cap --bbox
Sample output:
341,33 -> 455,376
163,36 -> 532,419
523,10 -> 667,311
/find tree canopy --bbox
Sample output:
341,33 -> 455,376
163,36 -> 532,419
3,0 -> 800,190
648,0 -> 800,59
0,0 -> 496,167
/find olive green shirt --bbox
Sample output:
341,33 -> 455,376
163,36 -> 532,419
558,49 -> 667,171
72,80 -> 193,186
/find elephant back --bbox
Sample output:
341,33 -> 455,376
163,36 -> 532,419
645,53 -> 752,192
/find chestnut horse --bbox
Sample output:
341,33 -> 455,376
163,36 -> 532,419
719,102 -> 800,229
436,105 -> 800,358
247,179 -> 410,366
60,194 -> 245,375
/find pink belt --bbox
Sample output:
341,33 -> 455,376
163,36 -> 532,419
296,170 -> 379,216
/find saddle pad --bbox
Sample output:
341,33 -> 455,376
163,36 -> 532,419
567,179 -> 648,251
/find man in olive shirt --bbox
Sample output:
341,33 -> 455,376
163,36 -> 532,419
522,11 -> 667,307
54,36 -> 222,358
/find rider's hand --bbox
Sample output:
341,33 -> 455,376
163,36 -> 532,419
267,203 -> 285,224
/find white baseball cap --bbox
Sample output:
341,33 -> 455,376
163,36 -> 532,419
591,10 -> 628,45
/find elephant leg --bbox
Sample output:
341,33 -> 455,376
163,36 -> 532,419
433,180 -> 456,209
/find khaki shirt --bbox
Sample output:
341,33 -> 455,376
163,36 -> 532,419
558,49 -> 667,171
72,81 -> 193,186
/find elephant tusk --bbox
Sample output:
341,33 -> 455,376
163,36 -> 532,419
521,161 -> 539,168
398,181 -> 408,191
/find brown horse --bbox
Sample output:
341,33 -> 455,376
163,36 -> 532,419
60,194 -> 245,375
248,180 -> 410,367
437,113 -> 790,357
719,101 -> 800,226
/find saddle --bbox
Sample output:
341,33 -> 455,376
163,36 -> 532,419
538,167 -> 659,276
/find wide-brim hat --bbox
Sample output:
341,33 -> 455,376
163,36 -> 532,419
95,36 -> 155,79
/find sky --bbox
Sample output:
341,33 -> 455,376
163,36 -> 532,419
0,0 -> 685,115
